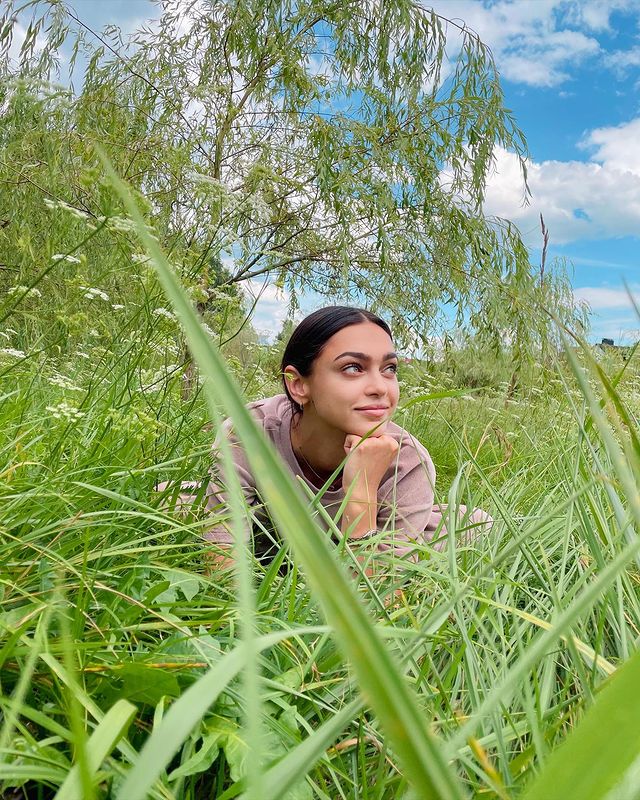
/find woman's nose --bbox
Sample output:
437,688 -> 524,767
364,371 -> 386,395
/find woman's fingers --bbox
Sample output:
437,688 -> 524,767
343,433 -> 361,453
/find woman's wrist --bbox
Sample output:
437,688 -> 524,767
341,495 -> 378,538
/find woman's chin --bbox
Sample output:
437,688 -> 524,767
351,419 -> 390,437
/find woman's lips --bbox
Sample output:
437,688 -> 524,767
355,406 -> 389,419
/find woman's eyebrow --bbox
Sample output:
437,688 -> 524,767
333,351 -> 398,362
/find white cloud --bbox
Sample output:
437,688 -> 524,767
429,0 -> 639,87
483,114 -> 640,246
562,0 -> 638,31
580,117 -> 640,176
241,279 -> 291,340
429,0 -> 597,86
573,285 -> 640,309
604,45 -> 640,73
7,20 -> 49,65
499,29 -> 599,86
618,327 -> 640,343
590,315 -> 640,344
483,141 -> 640,244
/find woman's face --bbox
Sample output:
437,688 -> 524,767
292,322 -> 400,437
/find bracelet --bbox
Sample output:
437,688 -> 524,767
348,529 -> 378,543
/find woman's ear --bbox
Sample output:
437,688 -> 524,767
283,366 -> 310,408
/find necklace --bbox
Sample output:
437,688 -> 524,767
291,422 -> 342,491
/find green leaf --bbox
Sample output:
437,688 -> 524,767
111,664 -> 181,706
54,699 -> 137,800
167,728 -> 223,782
114,628 -> 326,800
39,653 -> 168,800
224,725 -> 249,783
251,699 -> 362,800
521,649 -> 640,800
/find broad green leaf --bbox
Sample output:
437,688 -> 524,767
107,663 -> 181,706
167,728 -> 223,782
39,653 -> 169,800
521,648 -> 640,800
250,698 -> 362,800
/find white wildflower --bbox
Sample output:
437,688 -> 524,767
186,285 -> 208,303
153,307 -> 176,321
112,304 -> 125,310
0,348 -> 26,359
6,285 -> 42,299
88,329 -> 99,337
202,322 -> 215,338
187,172 -> 227,189
46,401 -> 85,421
81,286 -> 110,302
132,253 -> 151,265
246,192 -> 270,222
76,351 -> 90,359
141,364 -> 180,392
49,374 -> 83,392
208,287 -> 234,303
51,254 -> 81,264
43,198 -> 89,220
108,217 -> 158,240
107,215 -> 136,234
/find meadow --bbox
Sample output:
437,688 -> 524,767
1,225 -> 639,798
1,3 -> 639,793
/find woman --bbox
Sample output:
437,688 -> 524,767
165,306 -> 490,564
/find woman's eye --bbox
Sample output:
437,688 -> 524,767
385,363 -> 398,374
342,363 -> 362,373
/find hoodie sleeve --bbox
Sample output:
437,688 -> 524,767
202,401 -> 267,545
373,429 -> 437,559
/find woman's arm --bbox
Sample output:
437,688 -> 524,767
340,433 -> 400,539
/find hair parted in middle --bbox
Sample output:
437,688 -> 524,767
280,306 -> 393,414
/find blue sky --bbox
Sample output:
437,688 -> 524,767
16,0 -> 640,343
435,0 -> 640,345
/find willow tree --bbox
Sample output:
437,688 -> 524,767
0,0 -> 582,353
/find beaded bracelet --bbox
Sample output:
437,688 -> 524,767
348,529 -> 378,543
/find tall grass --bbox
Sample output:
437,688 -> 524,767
2,176 -> 640,796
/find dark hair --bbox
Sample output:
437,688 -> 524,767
281,306 -> 393,413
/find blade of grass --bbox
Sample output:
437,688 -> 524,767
115,627 -> 329,800
100,149 -> 467,800
55,699 -> 137,800
0,605 -> 51,757
445,530 -> 640,756
521,648 -> 640,800
39,652 -> 172,800
233,698 -> 363,800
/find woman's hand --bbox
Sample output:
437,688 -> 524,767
342,433 -> 399,493
341,433 -> 399,538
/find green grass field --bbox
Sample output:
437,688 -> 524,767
2,214 -> 640,800
3,2 -> 639,795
